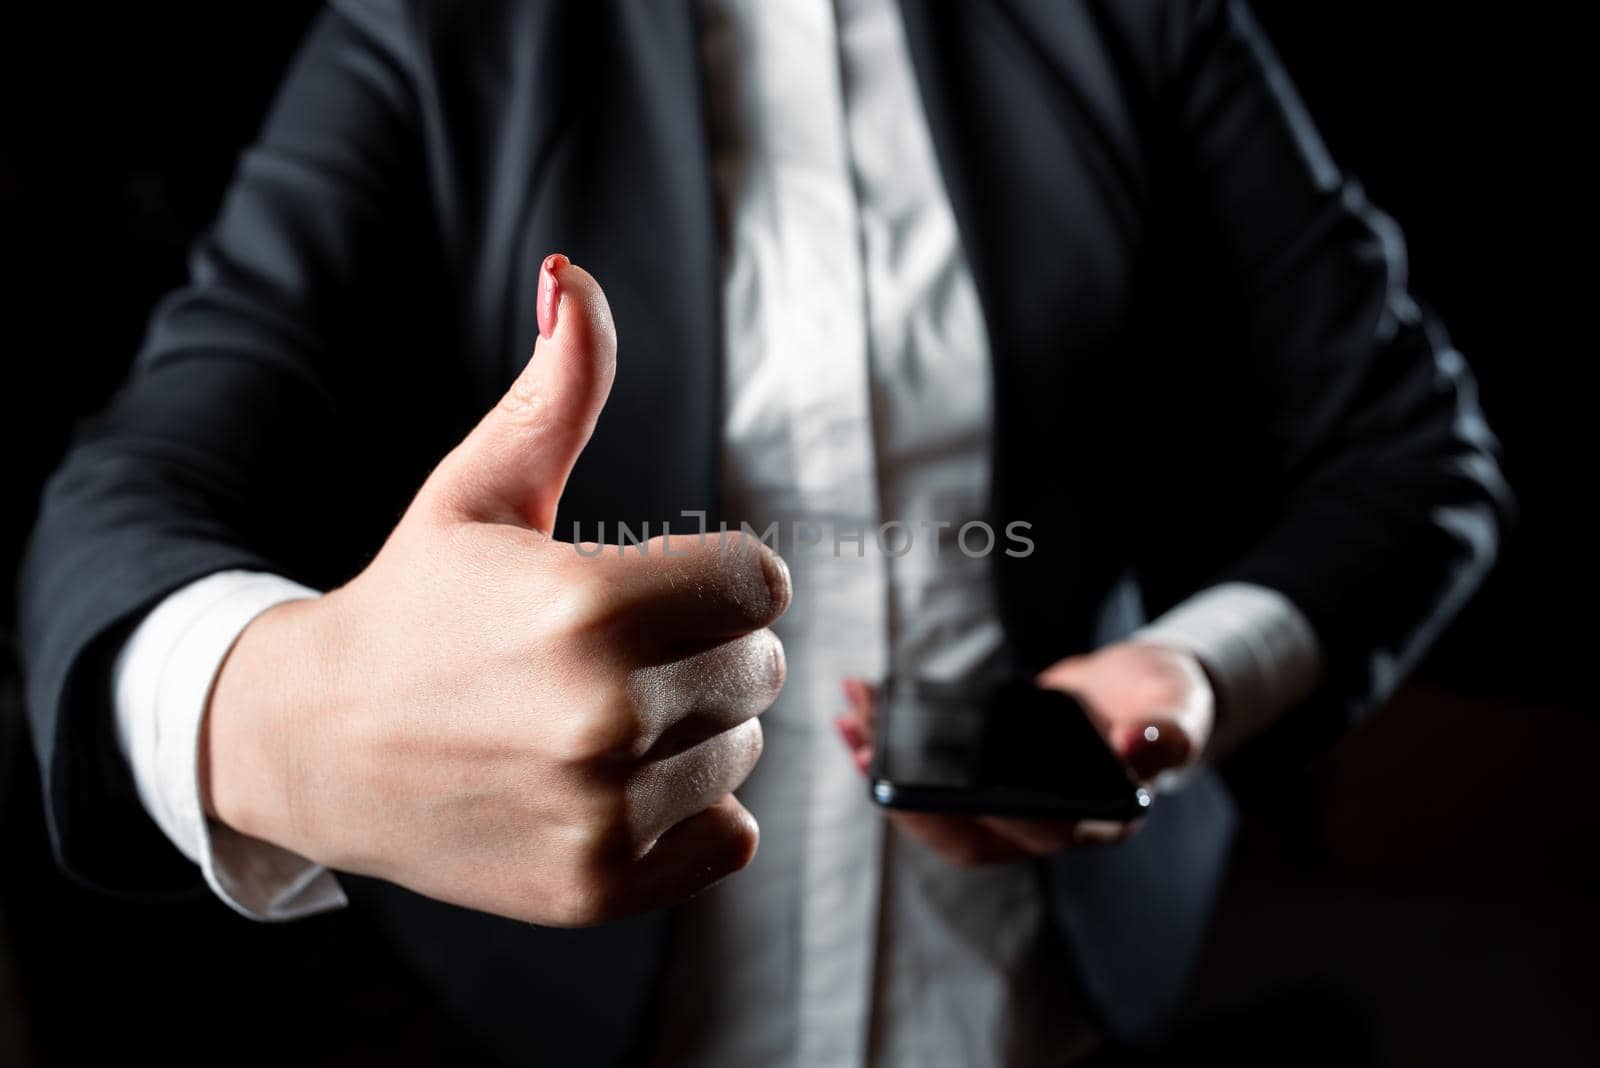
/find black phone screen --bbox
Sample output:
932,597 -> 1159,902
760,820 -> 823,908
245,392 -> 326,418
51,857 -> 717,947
869,679 -> 1151,821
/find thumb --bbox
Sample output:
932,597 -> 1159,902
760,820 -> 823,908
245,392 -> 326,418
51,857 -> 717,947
429,254 -> 617,532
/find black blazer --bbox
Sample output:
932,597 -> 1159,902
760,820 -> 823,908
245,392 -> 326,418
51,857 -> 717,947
19,0 -> 1510,1059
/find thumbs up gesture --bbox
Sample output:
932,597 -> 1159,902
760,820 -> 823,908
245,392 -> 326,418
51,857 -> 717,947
203,256 -> 790,926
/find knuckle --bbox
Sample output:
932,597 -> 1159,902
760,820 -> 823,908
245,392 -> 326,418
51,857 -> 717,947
496,370 -> 555,426
703,719 -> 764,795
712,802 -> 761,875
708,533 -> 788,624
728,815 -> 760,873
575,787 -> 633,841
744,717 -> 765,765
683,720 -> 764,798
707,629 -> 786,708
548,570 -> 614,635
734,717 -> 764,776
759,630 -> 787,696
545,808 -> 638,926
553,688 -> 647,763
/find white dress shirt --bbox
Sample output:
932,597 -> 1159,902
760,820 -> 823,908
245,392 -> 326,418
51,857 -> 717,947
112,0 -> 1322,1061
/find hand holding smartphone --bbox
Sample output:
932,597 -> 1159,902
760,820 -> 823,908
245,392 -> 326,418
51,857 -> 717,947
867,678 -> 1153,821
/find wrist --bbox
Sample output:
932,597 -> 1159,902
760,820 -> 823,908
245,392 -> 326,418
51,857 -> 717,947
1131,583 -> 1322,760
202,594 -> 341,860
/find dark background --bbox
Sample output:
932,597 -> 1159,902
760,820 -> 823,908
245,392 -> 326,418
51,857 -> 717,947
1,3 -> 1591,1064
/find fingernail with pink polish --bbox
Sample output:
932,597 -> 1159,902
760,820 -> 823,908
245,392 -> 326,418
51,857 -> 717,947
537,253 -> 569,339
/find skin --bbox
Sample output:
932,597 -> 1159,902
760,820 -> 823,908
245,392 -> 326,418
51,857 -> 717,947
836,641 -> 1216,866
201,258 -> 1216,926
202,261 -> 790,927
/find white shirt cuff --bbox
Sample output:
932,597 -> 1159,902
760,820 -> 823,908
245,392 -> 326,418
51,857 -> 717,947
1132,581 -> 1323,761
112,570 -> 348,921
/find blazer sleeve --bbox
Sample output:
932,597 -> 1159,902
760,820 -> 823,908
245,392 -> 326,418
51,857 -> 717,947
17,1 -> 433,895
1158,0 -> 1514,768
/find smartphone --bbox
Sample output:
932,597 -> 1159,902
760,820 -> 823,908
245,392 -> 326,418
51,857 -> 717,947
868,678 -> 1152,821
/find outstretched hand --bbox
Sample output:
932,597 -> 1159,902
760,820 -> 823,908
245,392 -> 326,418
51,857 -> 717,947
204,255 -> 791,926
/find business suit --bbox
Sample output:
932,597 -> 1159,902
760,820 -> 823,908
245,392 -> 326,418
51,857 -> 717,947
19,0 -> 1509,1061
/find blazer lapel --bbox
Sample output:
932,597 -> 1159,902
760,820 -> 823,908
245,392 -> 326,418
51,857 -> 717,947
523,1 -> 723,540
897,0 -> 1154,669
